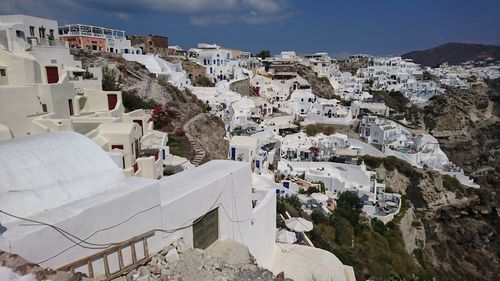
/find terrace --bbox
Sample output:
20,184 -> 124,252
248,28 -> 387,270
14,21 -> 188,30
59,24 -> 126,39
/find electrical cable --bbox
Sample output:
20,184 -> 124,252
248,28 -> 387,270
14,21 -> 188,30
1,172 -> 253,264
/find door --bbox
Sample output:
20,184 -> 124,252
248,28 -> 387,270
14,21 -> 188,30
193,208 -> 218,249
68,99 -> 74,116
46,66 -> 59,84
134,139 -> 140,158
133,120 -> 143,135
107,94 -> 118,110
231,148 -> 236,160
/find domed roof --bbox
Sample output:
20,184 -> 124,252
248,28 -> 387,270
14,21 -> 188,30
0,132 -> 124,223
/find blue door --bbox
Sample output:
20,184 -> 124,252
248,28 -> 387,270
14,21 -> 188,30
283,181 -> 290,189
256,160 -> 260,169
231,148 -> 236,160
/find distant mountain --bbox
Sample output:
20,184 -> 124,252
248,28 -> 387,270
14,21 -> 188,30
402,42 -> 500,66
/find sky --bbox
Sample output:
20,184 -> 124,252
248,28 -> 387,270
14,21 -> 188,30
1,0 -> 499,57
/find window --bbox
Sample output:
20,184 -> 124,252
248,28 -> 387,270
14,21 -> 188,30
39,27 -> 45,38
41,104 -> 47,112
0,69 -> 5,77
193,208 -> 219,249
29,26 -> 35,36
49,29 -> 54,37
15,30 -> 25,39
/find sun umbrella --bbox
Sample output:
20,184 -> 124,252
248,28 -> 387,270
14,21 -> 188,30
276,229 -> 297,244
285,217 -> 313,232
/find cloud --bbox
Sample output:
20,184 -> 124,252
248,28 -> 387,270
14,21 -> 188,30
0,0 -> 70,20
240,10 -> 296,25
0,0 -> 295,26
190,13 -> 235,26
242,0 -> 284,13
83,0 -> 240,14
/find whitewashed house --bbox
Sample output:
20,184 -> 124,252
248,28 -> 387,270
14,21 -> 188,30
0,15 -> 166,179
189,43 -> 235,83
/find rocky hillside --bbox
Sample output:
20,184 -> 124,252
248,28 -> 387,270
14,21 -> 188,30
296,64 -> 341,100
422,79 -> 500,190
362,155 -> 499,281
402,42 -> 500,66
185,113 -> 229,163
380,78 -> 500,281
73,50 -> 229,164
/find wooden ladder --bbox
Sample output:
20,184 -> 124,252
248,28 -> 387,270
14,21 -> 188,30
58,231 -> 156,280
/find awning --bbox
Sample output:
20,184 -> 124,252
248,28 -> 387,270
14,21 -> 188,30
285,217 -> 313,232
276,229 -> 297,244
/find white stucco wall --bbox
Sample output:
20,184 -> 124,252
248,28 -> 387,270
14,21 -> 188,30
0,133 -> 276,275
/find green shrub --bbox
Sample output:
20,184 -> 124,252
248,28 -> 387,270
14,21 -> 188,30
442,175 -> 465,196
82,71 -> 94,79
102,66 -> 122,91
311,209 -> 328,225
192,76 -> 214,87
335,192 -> 364,228
167,134 -> 192,158
333,216 -> 354,246
122,90 -> 158,112
304,124 -> 336,136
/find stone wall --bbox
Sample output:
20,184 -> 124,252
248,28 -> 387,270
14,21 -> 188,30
230,78 -> 251,96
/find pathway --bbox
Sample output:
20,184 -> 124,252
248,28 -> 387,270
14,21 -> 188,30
183,113 -> 207,166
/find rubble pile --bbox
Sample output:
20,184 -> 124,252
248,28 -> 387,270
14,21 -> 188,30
119,239 -> 290,281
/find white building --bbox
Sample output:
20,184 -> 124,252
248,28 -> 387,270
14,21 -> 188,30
0,132 -> 277,275
278,160 -> 379,204
229,135 -> 272,174
359,115 -> 412,150
0,14 -> 166,179
304,52 -> 334,78
188,43 -> 235,83
58,23 -> 140,54
122,53 -> 190,88
0,132 -> 355,281
0,14 -> 59,47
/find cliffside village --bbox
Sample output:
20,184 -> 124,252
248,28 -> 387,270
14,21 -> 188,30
0,15 -> 496,281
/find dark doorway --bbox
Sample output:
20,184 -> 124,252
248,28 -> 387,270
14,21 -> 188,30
68,99 -> 74,116
46,66 -> 59,84
193,208 -> 219,249
107,94 -> 118,110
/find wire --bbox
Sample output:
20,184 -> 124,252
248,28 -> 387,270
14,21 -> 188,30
1,172 -> 253,265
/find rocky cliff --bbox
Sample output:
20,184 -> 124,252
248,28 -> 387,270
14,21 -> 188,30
74,51 -> 229,164
363,155 -> 499,281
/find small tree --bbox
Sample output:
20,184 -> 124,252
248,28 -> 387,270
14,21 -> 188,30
82,71 -> 94,80
256,50 -> 271,59
335,192 -> 364,228
102,66 -> 121,91
193,76 -> 214,87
